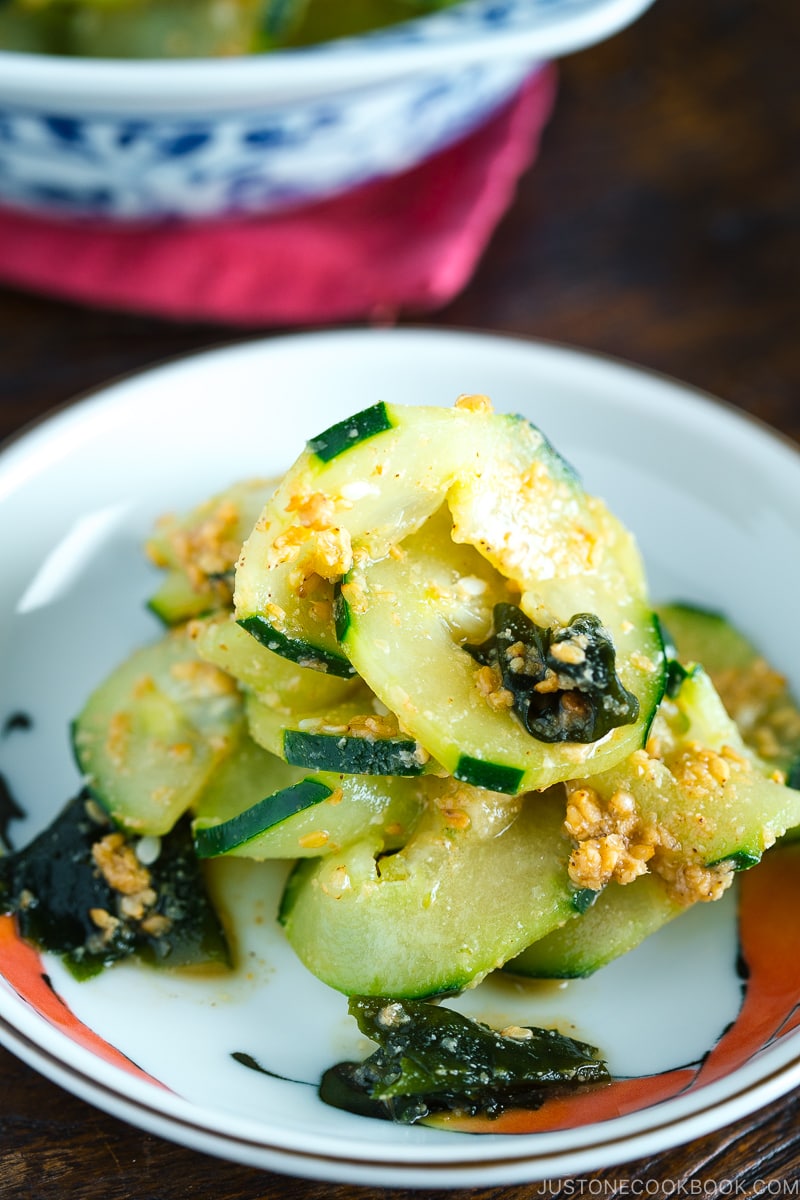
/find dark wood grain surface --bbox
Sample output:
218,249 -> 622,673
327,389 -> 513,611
1,0 -> 799,1195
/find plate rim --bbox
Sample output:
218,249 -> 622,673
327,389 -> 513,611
3,997 -> 800,1185
3,324 -> 799,471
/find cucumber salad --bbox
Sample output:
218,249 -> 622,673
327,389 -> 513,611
0,0 -> 459,60
3,395 -> 800,1126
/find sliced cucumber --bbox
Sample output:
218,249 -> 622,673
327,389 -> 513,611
508,875 -> 684,979
189,612 -> 355,711
193,614 -> 428,775
657,602 -> 800,778
192,731 -> 303,825
657,602 -> 756,673
280,728 -> 428,776
234,402 -> 557,675
147,478 -> 275,626
568,668 -> 800,882
237,613 -> 353,677
306,401 -> 394,462
245,689 -> 436,777
194,769 -> 424,860
340,506 -> 664,795
279,784 -> 584,998
510,667 -> 800,979
148,568 -> 232,626
72,627 -> 243,836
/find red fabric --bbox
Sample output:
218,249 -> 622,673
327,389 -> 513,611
0,65 -> 556,326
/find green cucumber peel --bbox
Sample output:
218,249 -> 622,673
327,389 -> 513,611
453,755 -> 524,794
283,730 -> 425,776
194,777 -> 333,857
307,402 -> 394,463
237,614 -> 355,677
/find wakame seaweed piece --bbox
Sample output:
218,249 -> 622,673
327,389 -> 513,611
0,789 -> 229,980
340,505 -> 663,796
319,996 -> 609,1124
465,605 -> 639,744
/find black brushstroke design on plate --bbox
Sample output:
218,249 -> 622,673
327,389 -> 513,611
0,772 -> 26,851
2,711 -> 33,737
231,1051 -> 313,1087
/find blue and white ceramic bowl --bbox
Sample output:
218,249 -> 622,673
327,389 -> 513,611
0,0 -> 656,222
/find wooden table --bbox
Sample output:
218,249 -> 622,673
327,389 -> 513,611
1,0 -> 798,1194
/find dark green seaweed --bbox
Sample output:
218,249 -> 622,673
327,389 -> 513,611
320,995 -> 609,1124
0,789 -> 229,979
465,605 -> 639,744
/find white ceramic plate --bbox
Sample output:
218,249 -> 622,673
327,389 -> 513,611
1,329 -> 799,1188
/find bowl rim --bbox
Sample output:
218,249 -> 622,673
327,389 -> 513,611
0,0 -> 656,110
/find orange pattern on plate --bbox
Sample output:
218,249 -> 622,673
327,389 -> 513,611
0,914 -> 163,1086
435,843 -> 800,1134
3,844 -> 800,1120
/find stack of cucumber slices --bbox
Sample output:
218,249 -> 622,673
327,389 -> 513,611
69,399 -> 800,999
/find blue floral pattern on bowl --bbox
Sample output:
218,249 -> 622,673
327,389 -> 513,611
0,0 -> 655,220
0,60 -> 529,220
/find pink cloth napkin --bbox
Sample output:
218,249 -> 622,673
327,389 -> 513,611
0,65 -> 556,326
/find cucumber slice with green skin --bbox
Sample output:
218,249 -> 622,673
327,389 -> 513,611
73,627 -> 243,836
234,402 -> 560,676
340,506 -> 665,796
508,875 -> 684,979
657,602 -> 800,778
196,613 -> 434,776
245,690 -> 436,777
657,603 -> 756,673
148,568 -> 232,626
147,478 -> 275,627
306,402 -> 394,462
279,784 -> 584,998
281,729 -> 426,775
192,732 -> 303,826
194,769 -> 424,861
190,613 -> 356,711
510,668 -> 800,980
568,669 -> 800,881
237,614 -> 354,677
